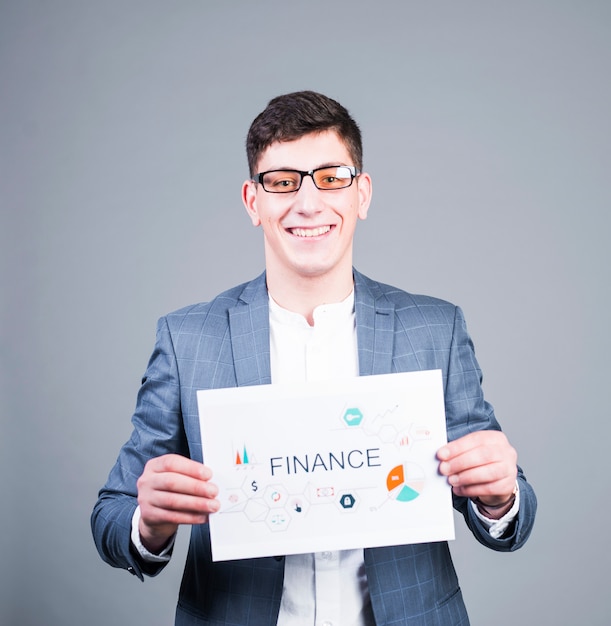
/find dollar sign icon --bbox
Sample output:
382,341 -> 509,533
251,480 -> 258,492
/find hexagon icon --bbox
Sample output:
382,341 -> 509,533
287,495 -> 310,517
336,492 -> 359,513
266,509 -> 291,532
343,408 -> 363,426
411,424 -> 433,441
264,484 -> 289,508
240,474 -> 263,498
306,483 -> 335,503
396,430 -> 412,451
222,488 -> 248,512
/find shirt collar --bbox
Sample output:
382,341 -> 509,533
268,290 -> 355,328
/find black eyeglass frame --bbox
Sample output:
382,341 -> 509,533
253,165 -> 361,193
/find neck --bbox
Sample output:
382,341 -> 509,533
266,267 -> 354,326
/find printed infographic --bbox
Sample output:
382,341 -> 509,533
197,370 -> 454,561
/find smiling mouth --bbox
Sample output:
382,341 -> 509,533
289,226 -> 332,238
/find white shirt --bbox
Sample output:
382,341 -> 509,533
269,292 -> 374,626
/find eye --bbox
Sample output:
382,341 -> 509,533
275,178 -> 297,188
263,171 -> 301,191
315,166 -> 353,189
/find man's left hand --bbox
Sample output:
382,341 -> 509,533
437,430 -> 517,506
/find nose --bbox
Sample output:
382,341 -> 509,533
293,175 -> 321,214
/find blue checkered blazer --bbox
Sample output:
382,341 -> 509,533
92,270 -> 536,625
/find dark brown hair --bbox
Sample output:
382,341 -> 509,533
246,90 -> 363,176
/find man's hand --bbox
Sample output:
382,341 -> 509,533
437,431 -> 517,513
137,454 -> 220,554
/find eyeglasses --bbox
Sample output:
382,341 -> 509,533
253,165 -> 360,193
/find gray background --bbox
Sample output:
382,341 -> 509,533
1,1 -> 609,624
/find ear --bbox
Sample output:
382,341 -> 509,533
242,179 -> 261,226
356,172 -> 372,220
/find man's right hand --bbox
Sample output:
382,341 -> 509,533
137,454 -> 220,554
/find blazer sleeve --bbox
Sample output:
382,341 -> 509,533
444,306 -> 537,552
91,316 -> 190,580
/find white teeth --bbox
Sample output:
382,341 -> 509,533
291,226 -> 331,237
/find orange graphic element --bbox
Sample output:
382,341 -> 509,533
386,464 -> 404,491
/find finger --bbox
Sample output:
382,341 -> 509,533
146,490 -> 220,520
437,430 -> 505,461
446,460 -> 517,489
139,481 -> 221,530
139,502 -> 211,535
150,454 -> 213,481
146,470 -> 219,499
450,474 -> 517,501
137,459 -> 220,520
439,444 -> 507,477
438,433 -> 516,476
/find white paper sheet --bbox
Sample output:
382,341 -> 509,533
197,370 -> 454,561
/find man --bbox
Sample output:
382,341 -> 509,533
92,90 -> 537,625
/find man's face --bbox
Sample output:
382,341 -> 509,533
242,130 -> 372,283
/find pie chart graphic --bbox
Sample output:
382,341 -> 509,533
386,463 -> 426,502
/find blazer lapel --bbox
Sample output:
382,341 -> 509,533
228,272 -> 272,387
354,269 -> 396,376
227,270 -> 395,384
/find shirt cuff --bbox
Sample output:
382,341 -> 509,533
470,482 -> 521,539
131,505 -> 175,563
